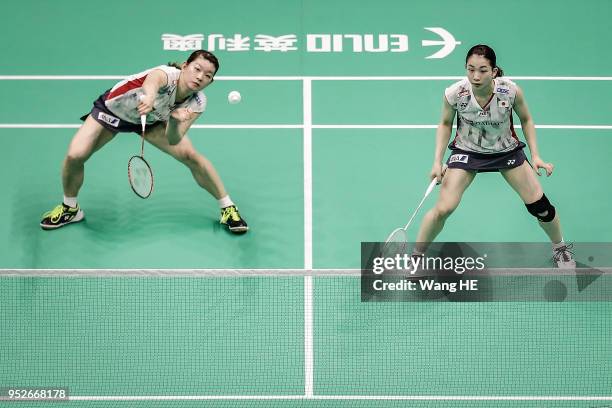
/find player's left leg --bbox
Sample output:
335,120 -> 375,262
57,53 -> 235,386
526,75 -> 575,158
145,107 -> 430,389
145,126 -> 248,233
501,161 -> 574,267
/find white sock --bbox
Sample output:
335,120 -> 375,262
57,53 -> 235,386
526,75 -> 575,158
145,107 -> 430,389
218,195 -> 234,209
552,239 -> 565,249
63,196 -> 78,208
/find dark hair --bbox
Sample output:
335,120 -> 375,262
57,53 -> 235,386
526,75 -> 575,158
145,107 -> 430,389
465,44 -> 504,77
167,50 -> 220,75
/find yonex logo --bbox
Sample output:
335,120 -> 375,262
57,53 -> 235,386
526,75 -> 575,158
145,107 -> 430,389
98,112 -> 119,127
449,154 -> 469,164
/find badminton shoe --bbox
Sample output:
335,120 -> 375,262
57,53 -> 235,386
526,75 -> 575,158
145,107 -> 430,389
40,203 -> 84,230
553,243 -> 576,269
220,205 -> 248,233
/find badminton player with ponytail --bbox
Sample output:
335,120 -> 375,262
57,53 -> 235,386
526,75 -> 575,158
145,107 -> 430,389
414,44 -> 574,267
40,50 -> 248,233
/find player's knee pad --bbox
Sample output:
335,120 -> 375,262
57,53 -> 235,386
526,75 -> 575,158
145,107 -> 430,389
525,194 -> 556,222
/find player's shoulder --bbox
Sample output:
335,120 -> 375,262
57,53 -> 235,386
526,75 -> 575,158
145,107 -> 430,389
149,65 -> 181,84
494,77 -> 518,96
150,64 -> 180,75
444,78 -> 471,105
445,78 -> 471,95
188,91 -> 207,113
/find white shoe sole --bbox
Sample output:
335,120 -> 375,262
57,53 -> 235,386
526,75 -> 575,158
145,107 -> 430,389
40,210 -> 85,230
229,225 -> 249,233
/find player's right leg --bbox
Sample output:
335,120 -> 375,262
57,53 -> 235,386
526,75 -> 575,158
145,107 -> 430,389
414,168 -> 476,253
41,116 -> 116,230
144,125 -> 248,233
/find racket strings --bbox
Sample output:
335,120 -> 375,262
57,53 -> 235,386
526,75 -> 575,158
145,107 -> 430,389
128,156 -> 153,198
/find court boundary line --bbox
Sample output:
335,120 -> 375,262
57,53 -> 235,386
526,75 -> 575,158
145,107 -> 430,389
63,395 -> 612,401
1,124 -> 611,130
2,75 -> 612,81
302,78 -> 314,397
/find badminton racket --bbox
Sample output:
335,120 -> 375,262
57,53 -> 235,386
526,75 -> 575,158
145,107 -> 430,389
127,115 -> 154,199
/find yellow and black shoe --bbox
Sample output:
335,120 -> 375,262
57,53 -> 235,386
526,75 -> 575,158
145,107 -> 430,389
40,203 -> 85,230
220,205 -> 248,233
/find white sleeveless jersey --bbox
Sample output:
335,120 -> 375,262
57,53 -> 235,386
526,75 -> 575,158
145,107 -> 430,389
104,65 -> 207,125
445,77 -> 520,153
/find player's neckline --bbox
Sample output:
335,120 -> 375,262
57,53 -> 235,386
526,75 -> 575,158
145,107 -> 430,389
472,80 -> 495,109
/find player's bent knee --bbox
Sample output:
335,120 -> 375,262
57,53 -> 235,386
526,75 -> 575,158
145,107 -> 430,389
176,149 -> 199,167
525,194 -> 556,222
434,205 -> 456,220
64,152 -> 89,166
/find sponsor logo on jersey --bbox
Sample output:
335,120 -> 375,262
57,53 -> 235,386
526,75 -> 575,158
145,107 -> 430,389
459,102 -> 468,110
449,154 -> 469,164
458,89 -> 470,97
98,112 -> 119,127
496,87 -> 509,94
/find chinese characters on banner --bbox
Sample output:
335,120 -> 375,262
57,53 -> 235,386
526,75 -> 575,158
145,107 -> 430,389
161,29 -> 461,58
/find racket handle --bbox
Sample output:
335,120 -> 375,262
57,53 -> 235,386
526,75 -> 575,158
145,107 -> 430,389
424,163 -> 448,197
140,115 -> 146,133
424,177 -> 438,197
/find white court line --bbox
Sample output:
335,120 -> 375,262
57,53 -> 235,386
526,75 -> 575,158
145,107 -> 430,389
1,124 -> 611,130
302,78 -> 314,398
303,79 -> 313,271
65,395 -> 612,401
313,125 -> 612,130
0,124 -> 303,129
2,75 -> 612,81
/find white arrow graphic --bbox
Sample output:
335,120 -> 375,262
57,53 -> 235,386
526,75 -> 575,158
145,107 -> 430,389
422,27 -> 462,59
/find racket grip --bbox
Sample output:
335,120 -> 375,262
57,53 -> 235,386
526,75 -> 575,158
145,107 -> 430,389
424,177 -> 438,196
140,115 -> 146,133
425,164 -> 448,195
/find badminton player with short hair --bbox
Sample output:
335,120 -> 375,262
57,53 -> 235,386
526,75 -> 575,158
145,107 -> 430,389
40,50 -> 248,233
415,44 -> 574,267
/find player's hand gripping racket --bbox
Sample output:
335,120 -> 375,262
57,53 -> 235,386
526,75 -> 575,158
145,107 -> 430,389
382,165 -> 448,258
127,115 -> 154,198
